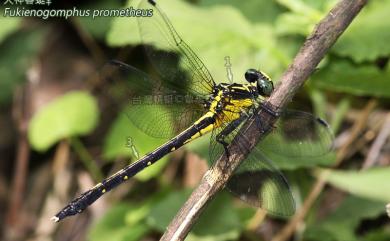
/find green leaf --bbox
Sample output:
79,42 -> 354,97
276,12 -> 318,35
333,0 -> 390,62
320,167 -> 390,202
300,0 -> 335,10
103,111 -> 169,181
309,88 -> 327,120
329,98 -> 350,134
78,0 -> 122,39
105,0 -> 141,46
304,196 -> 385,241
186,230 -> 239,241
313,60 -> 390,98
28,91 -> 99,151
147,189 -> 192,232
0,15 -> 21,44
275,0 -> 329,36
123,189 -> 168,226
199,0 -> 284,24
276,0 -> 323,16
124,201 -> 152,226
88,203 -> 150,241
0,29 -> 44,105
274,0 -> 338,36
190,192 -> 242,241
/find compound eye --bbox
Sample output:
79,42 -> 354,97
245,69 -> 259,83
257,79 -> 274,97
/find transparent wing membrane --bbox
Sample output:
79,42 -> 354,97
257,110 -> 334,158
138,0 -> 215,97
207,105 -> 294,216
227,150 -> 296,216
99,0 -> 218,139
100,60 -> 205,139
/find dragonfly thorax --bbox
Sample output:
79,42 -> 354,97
204,83 -> 259,114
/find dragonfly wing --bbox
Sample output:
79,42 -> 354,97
257,110 -> 334,158
101,60 -> 205,139
209,116 -> 295,216
138,0 -> 216,97
226,148 -> 295,216
123,104 -> 204,139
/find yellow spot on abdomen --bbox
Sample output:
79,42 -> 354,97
124,176 -> 128,180
171,147 -> 176,151
147,161 -> 151,166
102,189 -> 106,193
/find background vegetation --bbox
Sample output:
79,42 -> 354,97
0,0 -> 389,240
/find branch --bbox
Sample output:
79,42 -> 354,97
161,0 -> 368,240
5,75 -> 32,235
362,113 -> 390,169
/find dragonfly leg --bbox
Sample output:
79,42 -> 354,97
216,114 -> 247,159
261,101 -> 281,117
216,136 -> 230,158
251,102 -> 281,134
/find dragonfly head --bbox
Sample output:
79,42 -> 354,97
245,69 -> 274,97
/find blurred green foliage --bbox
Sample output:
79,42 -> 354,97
304,196 -> 386,241
319,167 -> 390,202
1,0 -> 389,240
28,91 -> 99,151
313,60 -> 390,97
332,0 -> 390,62
0,15 -> 21,43
0,24 -> 44,105
78,1 -> 122,39
88,189 -> 248,241
87,203 -> 151,241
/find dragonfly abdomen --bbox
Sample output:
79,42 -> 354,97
52,112 -> 216,222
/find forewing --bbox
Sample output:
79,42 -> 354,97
138,0 -> 215,98
101,60 -> 205,139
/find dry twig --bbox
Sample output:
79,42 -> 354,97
4,73 -> 32,240
362,113 -> 390,169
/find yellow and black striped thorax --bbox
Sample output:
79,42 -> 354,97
205,83 -> 259,115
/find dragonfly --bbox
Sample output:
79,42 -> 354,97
52,0 -> 333,222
